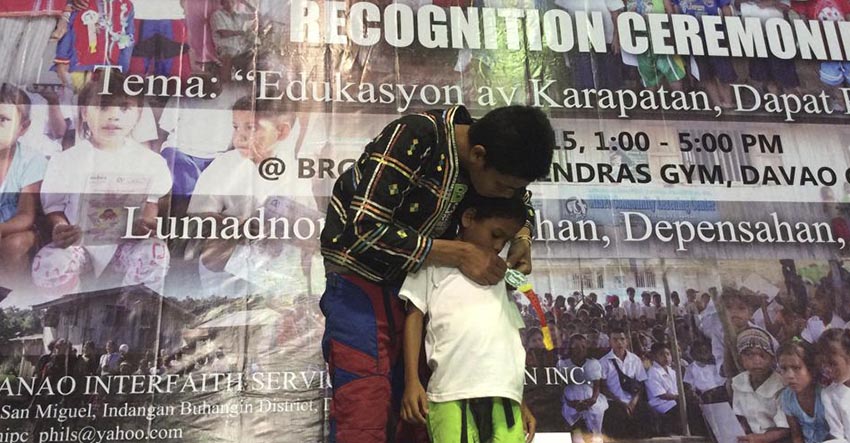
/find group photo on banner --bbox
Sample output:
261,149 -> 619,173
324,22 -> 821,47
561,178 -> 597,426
2,0 -> 850,442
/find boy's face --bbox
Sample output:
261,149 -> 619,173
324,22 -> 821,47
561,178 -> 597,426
528,333 -> 544,349
823,342 -> 850,382
692,342 -> 712,362
740,347 -> 773,379
726,298 -> 752,330
83,100 -> 141,147
0,104 -> 28,150
812,296 -> 833,318
232,110 -> 287,162
466,146 -> 530,198
569,337 -> 588,360
460,210 -> 522,253
609,332 -> 628,353
655,348 -> 672,366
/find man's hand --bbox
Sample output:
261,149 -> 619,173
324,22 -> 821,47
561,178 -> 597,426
400,382 -> 429,425
52,224 -> 82,248
507,237 -> 532,274
521,402 -> 536,443
460,245 -> 507,285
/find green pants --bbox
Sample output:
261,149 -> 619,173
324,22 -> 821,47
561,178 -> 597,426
427,398 -> 525,443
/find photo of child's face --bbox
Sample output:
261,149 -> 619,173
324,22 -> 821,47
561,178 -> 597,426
83,100 -> 141,147
811,295 -> 833,318
725,298 -> 752,330
691,341 -> 712,363
655,348 -> 672,367
822,343 -> 850,382
778,353 -> 812,393
569,337 -> 588,360
609,332 -> 628,353
0,104 -> 26,149
232,110 -> 283,162
740,347 -> 773,380
460,212 -> 522,253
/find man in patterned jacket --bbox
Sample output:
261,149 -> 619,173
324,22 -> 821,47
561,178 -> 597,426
319,105 -> 555,442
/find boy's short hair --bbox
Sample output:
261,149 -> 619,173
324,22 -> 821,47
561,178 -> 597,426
468,106 -> 555,181
650,342 -> 670,356
0,83 -> 31,123
77,71 -> 144,108
609,327 -> 627,336
460,194 -> 527,226
231,95 -> 296,126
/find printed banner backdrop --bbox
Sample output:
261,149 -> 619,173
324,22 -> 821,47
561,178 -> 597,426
2,0 -> 850,443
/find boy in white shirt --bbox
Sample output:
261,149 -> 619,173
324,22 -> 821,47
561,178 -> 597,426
187,96 -> 315,296
646,342 -> 681,436
399,196 -> 536,443
801,288 -> 846,344
732,327 -> 790,443
558,334 -> 608,443
623,287 -> 640,319
33,74 -> 171,295
601,327 -> 649,438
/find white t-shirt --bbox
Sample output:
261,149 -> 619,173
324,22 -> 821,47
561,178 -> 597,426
601,350 -> 647,403
554,0 -> 625,43
131,0 -> 186,20
41,139 -> 171,224
398,267 -> 526,404
822,382 -> 850,443
40,139 -> 172,273
683,361 -> 725,394
623,299 -> 640,319
187,124 -> 314,219
731,371 -> 789,434
801,315 -> 847,344
646,362 -> 678,413
558,357 -> 609,425
641,304 -> 656,320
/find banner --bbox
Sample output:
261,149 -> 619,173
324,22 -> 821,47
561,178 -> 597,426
1,0 -> 850,442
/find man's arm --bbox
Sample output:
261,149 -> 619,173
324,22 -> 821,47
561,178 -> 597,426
506,190 -> 535,274
330,116 -> 505,284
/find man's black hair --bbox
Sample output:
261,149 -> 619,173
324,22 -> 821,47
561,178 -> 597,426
460,194 -> 528,225
469,106 -> 555,181
610,327 -> 627,336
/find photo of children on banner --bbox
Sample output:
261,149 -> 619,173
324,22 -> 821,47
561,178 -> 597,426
32,72 -> 171,295
185,96 -> 319,297
0,84 -> 47,282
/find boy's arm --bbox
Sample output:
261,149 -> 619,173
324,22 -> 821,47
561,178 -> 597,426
0,184 -> 40,237
401,306 -> 429,425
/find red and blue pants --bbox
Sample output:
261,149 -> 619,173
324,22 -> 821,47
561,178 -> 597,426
320,273 -> 428,443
